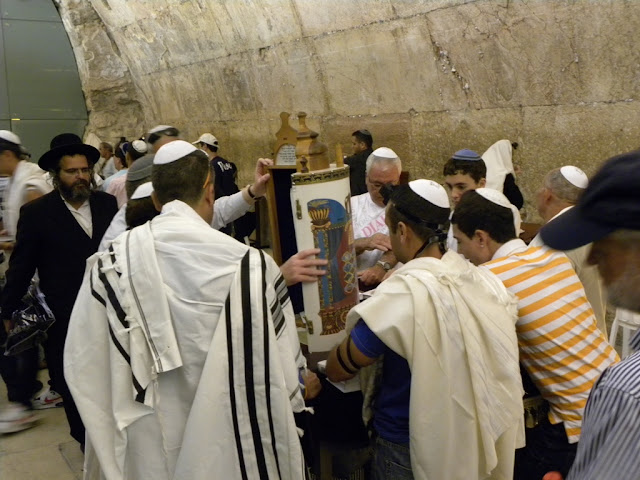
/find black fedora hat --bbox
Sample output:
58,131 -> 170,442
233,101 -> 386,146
38,133 -> 100,171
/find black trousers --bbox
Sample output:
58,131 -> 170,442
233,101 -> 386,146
44,318 -> 85,444
0,325 -> 39,406
514,416 -> 577,480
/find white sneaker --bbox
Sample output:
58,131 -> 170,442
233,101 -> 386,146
32,387 -> 63,410
0,402 -> 38,434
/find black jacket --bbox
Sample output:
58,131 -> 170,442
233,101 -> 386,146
0,190 -> 118,322
344,148 -> 373,196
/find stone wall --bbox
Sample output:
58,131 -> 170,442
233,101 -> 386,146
55,0 -> 640,220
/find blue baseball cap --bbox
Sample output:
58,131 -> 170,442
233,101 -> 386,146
540,150 -> 640,250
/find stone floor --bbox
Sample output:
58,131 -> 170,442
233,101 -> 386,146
0,370 -> 84,480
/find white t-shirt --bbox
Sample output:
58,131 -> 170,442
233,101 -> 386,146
351,193 -> 387,270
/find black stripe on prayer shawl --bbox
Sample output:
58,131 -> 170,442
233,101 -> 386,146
274,274 -> 285,293
270,302 -> 285,337
107,322 -> 145,401
241,252 -> 270,479
260,251 -> 282,479
90,270 -> 106,307
125,232 -> 162,371
108,245 -> 121,277
274,274 -> 290,306
225,292 -> 248,480
97,258 -> 128,328
289,384 -> 301,401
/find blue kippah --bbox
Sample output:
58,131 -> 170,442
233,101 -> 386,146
452,149 -> 482,161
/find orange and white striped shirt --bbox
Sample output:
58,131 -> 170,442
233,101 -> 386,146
483,240 -> 618,443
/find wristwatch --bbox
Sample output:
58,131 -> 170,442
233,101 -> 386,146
376,260 -> 392,272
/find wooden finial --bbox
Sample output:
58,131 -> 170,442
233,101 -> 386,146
300,156 -> 309,173
336,144 -> 344,167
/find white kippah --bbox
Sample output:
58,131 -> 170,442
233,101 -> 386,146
408,179 -> 450,209
372,147 -> 398,159
153,140 -> 198,165
560,165 -> 588,189
130,181 -> 153,200
0,130 -> 20,145
131,139 -> 148,154
148,124 -> 174,135
475,187 -> 523,235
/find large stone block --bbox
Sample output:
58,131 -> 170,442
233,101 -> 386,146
54,0 -> 640,199
313,18 -> 443,115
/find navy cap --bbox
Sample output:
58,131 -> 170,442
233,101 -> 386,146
540,150 -> 640,250
452,149 -> 482,161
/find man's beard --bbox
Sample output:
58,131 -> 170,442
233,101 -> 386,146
607,261 -> 640,313
59,179 -> 91,203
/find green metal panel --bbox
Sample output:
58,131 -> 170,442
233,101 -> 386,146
11,119 -> 87,161
0,19 -> 9,119
4,18 -> 87,120
0,0 -> 60,22
0,120 -> 10,130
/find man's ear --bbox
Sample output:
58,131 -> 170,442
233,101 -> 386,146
478,178 -> 486,188
474,229 -> 491,247
151,191 -> 162,212
542,187 -> 554,204
204,182 -> 215,206
397,221 -> 407,241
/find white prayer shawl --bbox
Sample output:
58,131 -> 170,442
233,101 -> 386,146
482,140 -> 515,193
348,251 -> 525,480
65,200 -> 306,480
97,190 -> 251,251
3,160 -> 52,237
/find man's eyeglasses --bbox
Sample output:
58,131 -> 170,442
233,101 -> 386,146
62,167 -> 92,176
147,127 -> 180,145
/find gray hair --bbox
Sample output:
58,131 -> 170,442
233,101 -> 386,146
365,148 -> 402,176
544,168 -> 584,204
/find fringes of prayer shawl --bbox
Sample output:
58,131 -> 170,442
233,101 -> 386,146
89,246 -> 155,429
224,249 -> 306,479
91,224 -> 184,415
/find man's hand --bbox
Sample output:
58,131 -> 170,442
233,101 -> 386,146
302,369 -> 322,401
543,473 -> 563,480
3,318 -> 13,334
358,264 -> 385,286
250,158 -> 273,198
281,248 -> 328,286
354,233 -> 391,255
255,158 -> 273,180
367,233 -> 391,251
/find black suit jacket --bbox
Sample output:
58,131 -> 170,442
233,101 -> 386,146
0,190 -> 118,323
344,148 -> 373,196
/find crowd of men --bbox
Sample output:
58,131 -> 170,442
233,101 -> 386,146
0,124 -> 638,480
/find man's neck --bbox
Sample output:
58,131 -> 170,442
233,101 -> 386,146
543,202 -> 572,223
7,159 -> 20,178
66,199 -> 86,210
411,240 -> 442,261
62,192 -> 88,210
491,238 -> 527,260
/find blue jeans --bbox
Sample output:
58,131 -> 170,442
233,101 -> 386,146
514,417 -> 577,479
371,436 -> 413,480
